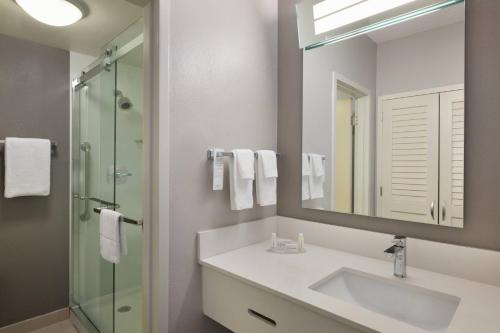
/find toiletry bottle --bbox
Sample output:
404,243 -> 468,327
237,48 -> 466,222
271,233 -> 277,249
298,233 -> 305,252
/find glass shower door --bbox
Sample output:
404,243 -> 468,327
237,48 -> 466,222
113,43 -> 144,333
71,20 -> 144,333
71,61 -> 117,333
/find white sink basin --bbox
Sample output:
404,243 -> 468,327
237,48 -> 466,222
310,268 -> 460,332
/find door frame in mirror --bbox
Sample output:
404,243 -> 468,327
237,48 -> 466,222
330,72 -> 373,215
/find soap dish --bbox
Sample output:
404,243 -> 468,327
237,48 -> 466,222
268,239 -> 306,254
268,247 -> 306,254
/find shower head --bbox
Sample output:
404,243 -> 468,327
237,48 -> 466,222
115,90 -> 132,110
119,96 -> 132,110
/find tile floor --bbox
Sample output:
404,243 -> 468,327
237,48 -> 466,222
29,321 -> 78,333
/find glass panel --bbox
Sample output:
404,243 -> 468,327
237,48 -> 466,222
113,39 -> 144,333
71,19 -> 144,333
72,62 -> 116,333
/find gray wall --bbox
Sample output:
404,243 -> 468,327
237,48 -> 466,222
303,35 -> 377,210
278,0 -> 500,251
167,0 -> 278,332
377,22 -> 465,95
0,34 -> 69,327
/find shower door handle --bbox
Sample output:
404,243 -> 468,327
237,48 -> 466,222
80,142 -> 91,221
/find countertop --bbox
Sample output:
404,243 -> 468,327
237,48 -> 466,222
200,241 -> 500,333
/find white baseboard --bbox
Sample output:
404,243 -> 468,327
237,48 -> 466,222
0,308 -> 69,333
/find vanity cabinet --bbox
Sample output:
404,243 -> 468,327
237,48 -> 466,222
202,267 -> 363,333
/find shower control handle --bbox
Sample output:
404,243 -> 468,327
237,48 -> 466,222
115,171 -> 133,178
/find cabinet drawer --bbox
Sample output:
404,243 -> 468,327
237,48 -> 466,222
202,267 -> 362,333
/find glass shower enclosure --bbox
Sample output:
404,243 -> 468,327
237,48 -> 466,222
70,20 -> 144,333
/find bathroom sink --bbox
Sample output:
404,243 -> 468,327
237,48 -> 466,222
310,268 -> 460,332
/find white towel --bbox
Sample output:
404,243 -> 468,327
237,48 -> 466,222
99,209 -> 128,264
4,137 -> 51,198
309,154 -> 325,199
310,153 -> 325,177
229,149 -> 254,210
302,153 -> 311,200
256,150 -> 277,206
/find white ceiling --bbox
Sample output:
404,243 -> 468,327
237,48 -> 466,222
0,0 -> 144,56
367,3 -> 465,44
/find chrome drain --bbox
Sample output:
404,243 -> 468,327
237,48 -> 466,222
117,305 -> 132,313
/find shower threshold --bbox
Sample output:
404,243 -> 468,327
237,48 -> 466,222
70,288 -> 142,333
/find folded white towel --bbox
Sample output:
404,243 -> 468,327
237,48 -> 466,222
256,150 -> 277,206
302,153 -> 311,200
309,154 -> 325,199
310,153 -> 325,177
302,153 -> 312,176
229,149 -> 254,210
4,137 -> 51,198
100,209 -> 128,264
236,149 -> 255,180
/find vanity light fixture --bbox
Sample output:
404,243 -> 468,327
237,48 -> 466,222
314,0 -> 418,34
306,0 -> 464,50
15,0 -> 88,27
313,0 -> 365,20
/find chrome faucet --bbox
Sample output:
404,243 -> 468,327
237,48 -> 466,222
384,236 -> 407,278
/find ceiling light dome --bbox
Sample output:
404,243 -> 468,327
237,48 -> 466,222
15,0 -> 88,27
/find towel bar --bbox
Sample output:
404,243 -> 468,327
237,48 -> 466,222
207,149 -> 281,160
0,140 -> 58,155
307,154 -> 327,162
93,207 -> 143,226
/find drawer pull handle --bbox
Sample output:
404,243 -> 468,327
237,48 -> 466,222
248,309 -> 277,327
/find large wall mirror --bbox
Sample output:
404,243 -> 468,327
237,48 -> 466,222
298,0 -> 465,228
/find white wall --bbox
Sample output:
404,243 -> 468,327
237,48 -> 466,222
70,52 -> 96,82
376,22 -> 465,95
159,1 -> 278,332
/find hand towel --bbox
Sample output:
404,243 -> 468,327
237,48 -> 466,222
256,150 -> 278,206
302,153 -> 311,200
309,154 -> 325,199
4,137 -> 51,198
236,149 -> 255,180
229,149 -> 255,210
310,153 -> 325,177
100,209 -> 128,264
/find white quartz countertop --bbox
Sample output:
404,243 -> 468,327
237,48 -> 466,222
200,241 -> 500,333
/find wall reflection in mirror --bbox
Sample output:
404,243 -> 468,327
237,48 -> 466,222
300,1 -> 465,228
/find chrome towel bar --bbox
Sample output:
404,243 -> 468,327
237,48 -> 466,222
207,149 -> 281,160
93,207 -> 143,226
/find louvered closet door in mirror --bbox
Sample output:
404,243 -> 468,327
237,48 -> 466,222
439,90 -> 465,228
381,94 -> 439,224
